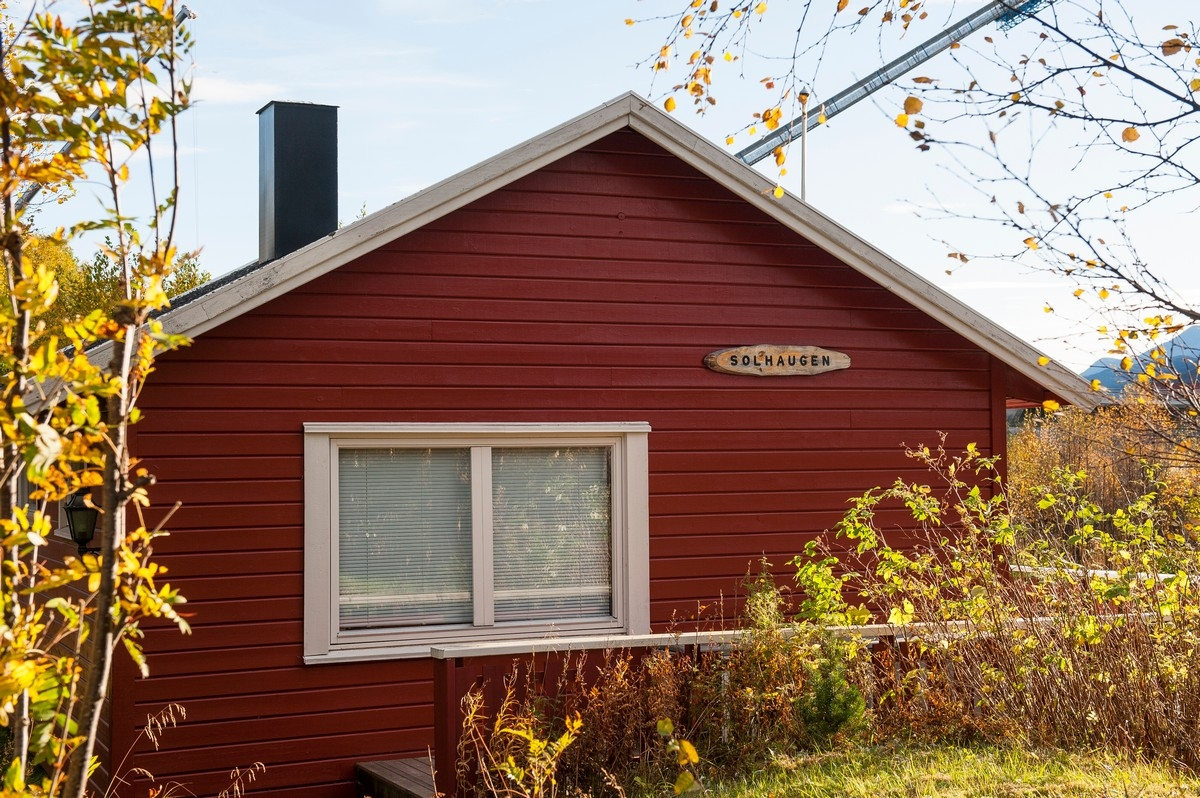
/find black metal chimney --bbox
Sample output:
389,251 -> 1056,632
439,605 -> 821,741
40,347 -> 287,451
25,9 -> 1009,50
257,101 -> 338,263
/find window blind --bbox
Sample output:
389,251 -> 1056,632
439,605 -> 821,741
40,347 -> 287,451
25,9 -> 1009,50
338,447 -> 472,629
491,447 -> 613,622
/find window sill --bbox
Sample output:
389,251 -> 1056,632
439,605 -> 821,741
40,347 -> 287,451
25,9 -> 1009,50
431,632 -> 673,660
306,618 -> 637,664
304,644 -> 437,664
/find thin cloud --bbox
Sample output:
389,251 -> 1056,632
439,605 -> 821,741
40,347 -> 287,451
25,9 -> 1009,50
369,0 -> 501,25
192,75 -> 284,105
333,71 -> 497,90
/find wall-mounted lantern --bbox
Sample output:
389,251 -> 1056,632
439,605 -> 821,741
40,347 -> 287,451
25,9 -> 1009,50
64,489 -> 100,556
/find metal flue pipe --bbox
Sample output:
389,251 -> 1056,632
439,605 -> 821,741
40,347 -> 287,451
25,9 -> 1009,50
737,0 -> 1051,165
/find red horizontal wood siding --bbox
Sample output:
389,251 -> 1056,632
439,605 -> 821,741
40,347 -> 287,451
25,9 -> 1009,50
115,129 -> 1000,796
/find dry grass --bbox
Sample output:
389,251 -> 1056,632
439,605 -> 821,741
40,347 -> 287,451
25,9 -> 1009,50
457,579 -> 868,797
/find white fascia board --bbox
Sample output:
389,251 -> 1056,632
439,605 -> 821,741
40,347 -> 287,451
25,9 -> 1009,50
142,91 -> 1092,409
154,94 -> 643,343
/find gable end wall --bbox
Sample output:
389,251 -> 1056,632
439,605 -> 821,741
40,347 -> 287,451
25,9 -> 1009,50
115,130 -> 1000,797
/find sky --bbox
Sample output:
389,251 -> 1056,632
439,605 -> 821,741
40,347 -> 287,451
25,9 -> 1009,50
19,0 -> 1200,371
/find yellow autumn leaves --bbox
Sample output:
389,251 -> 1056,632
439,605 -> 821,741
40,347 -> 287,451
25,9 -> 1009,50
894,95 -> 923,127
1161,35 -> 1191,57
657,4 -> 729,113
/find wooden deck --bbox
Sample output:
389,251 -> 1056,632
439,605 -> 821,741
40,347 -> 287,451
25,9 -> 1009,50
356,755 -> 437,798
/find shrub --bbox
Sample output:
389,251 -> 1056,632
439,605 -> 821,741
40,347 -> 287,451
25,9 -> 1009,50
459,428 -> 1200,793
688,571 -> 866,772
808,439 -> 1200,766
459,684 -> 581,798
1008,401 -> 1200,556
457,574 -> 868,796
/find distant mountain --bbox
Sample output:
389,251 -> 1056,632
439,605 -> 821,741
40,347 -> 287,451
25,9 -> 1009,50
1082,326 -> 1200,394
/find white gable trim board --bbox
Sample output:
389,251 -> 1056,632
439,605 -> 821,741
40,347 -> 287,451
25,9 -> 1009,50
100,93 -> 1094,409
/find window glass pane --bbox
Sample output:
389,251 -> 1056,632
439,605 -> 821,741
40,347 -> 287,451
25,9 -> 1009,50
338,447 -> 472,630
491,447 -> 612,622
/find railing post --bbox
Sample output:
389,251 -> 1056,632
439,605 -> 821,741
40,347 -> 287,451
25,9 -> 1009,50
432,653 -> 459,798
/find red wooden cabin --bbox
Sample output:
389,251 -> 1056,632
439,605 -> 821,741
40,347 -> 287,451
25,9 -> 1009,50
80,94 -> 1092,796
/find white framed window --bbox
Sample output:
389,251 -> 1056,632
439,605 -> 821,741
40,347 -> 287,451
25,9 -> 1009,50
303,422 -> 651,663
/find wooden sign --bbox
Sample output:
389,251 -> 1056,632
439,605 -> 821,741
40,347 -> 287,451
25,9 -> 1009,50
704,345 -> 850,377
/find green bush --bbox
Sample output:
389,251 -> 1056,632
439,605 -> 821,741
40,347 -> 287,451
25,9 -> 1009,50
688,570 -> 866,771
459,435 -> 1200,794
800,439 -> 1200,765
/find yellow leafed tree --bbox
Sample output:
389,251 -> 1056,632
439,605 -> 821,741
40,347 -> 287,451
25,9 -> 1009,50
639,0 -> 1200,466
641,1 -> 1199,330
0,2 -> 195,796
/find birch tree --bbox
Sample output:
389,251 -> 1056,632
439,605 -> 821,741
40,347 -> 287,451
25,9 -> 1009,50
1,1 -> 193,795
642,0 -> 1200,454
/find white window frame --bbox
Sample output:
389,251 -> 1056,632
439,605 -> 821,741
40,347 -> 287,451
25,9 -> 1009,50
303,422 -> 651,663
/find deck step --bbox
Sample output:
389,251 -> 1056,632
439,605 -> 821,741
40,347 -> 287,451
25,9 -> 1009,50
356,755 -> 437,798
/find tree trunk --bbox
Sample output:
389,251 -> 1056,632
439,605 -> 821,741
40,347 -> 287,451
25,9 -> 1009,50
62,328 -> 135,798
1,100 -> 34,776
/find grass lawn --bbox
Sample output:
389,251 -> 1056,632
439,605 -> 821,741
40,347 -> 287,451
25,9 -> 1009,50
703,744 -> 1200,798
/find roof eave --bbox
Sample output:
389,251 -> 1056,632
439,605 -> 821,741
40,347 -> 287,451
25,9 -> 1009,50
145,91 -> 1095,409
